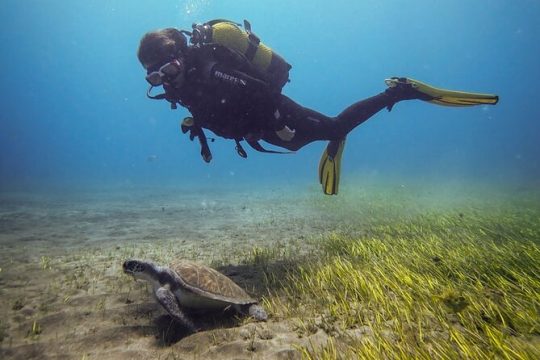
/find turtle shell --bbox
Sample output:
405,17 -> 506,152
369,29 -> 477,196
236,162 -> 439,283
170,260 -> 256,305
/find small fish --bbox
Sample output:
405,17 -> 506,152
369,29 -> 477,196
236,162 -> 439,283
147,155 -> 159,162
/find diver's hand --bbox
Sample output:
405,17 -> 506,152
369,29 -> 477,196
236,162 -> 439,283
276,126 -> 295,142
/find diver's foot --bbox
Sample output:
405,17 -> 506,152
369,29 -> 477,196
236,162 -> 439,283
385,77 -> 432,101
384,77 -> 434,110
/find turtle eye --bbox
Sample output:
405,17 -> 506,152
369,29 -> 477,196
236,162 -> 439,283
135,263 -> 145,272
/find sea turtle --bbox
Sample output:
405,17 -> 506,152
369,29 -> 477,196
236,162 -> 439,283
122,259 -> 267,332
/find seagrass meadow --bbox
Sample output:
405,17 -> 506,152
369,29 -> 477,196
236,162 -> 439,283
262,211 -> 540,358
0,183 -> 538,359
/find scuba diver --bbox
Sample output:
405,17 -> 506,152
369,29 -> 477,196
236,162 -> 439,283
137,20 -> 499,195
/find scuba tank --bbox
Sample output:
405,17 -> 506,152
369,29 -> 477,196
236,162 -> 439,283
188,19 -> 291,91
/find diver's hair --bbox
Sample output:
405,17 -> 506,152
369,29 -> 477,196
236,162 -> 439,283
137,28 -> 187,68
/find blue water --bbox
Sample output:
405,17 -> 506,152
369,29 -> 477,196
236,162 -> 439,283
1,0 -> 539,192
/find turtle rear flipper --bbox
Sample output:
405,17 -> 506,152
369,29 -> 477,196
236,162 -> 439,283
156,287 -> 197,332
247,304 -> 268,321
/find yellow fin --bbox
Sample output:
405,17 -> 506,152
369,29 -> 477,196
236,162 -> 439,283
319,139 -> 346,195
385,77 -> 499,106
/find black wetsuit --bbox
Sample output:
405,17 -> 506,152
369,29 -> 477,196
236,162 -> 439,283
163,44 -> 397,155
265,93 -> 394,151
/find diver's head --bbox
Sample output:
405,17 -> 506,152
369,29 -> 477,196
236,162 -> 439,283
138,28 -> 187,88
138,28 -> 187,69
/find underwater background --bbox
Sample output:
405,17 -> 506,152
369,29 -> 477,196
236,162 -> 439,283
1,0 -> 539,192
1,1 -> 540,359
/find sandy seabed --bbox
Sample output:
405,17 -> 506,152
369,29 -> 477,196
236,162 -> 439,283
0,183 -> 347,360
0,181 -> 538,359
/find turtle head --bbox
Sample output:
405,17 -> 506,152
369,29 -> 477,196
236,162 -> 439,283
123,259 -> 158,281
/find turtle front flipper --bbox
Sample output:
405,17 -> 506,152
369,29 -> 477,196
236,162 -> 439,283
156,287 -> 197,332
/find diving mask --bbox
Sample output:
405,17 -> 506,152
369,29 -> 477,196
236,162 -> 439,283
145,59 -> 184,87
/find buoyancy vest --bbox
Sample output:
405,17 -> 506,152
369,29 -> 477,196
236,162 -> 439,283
171,20 -> 294,161
187,19 -> 291,91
